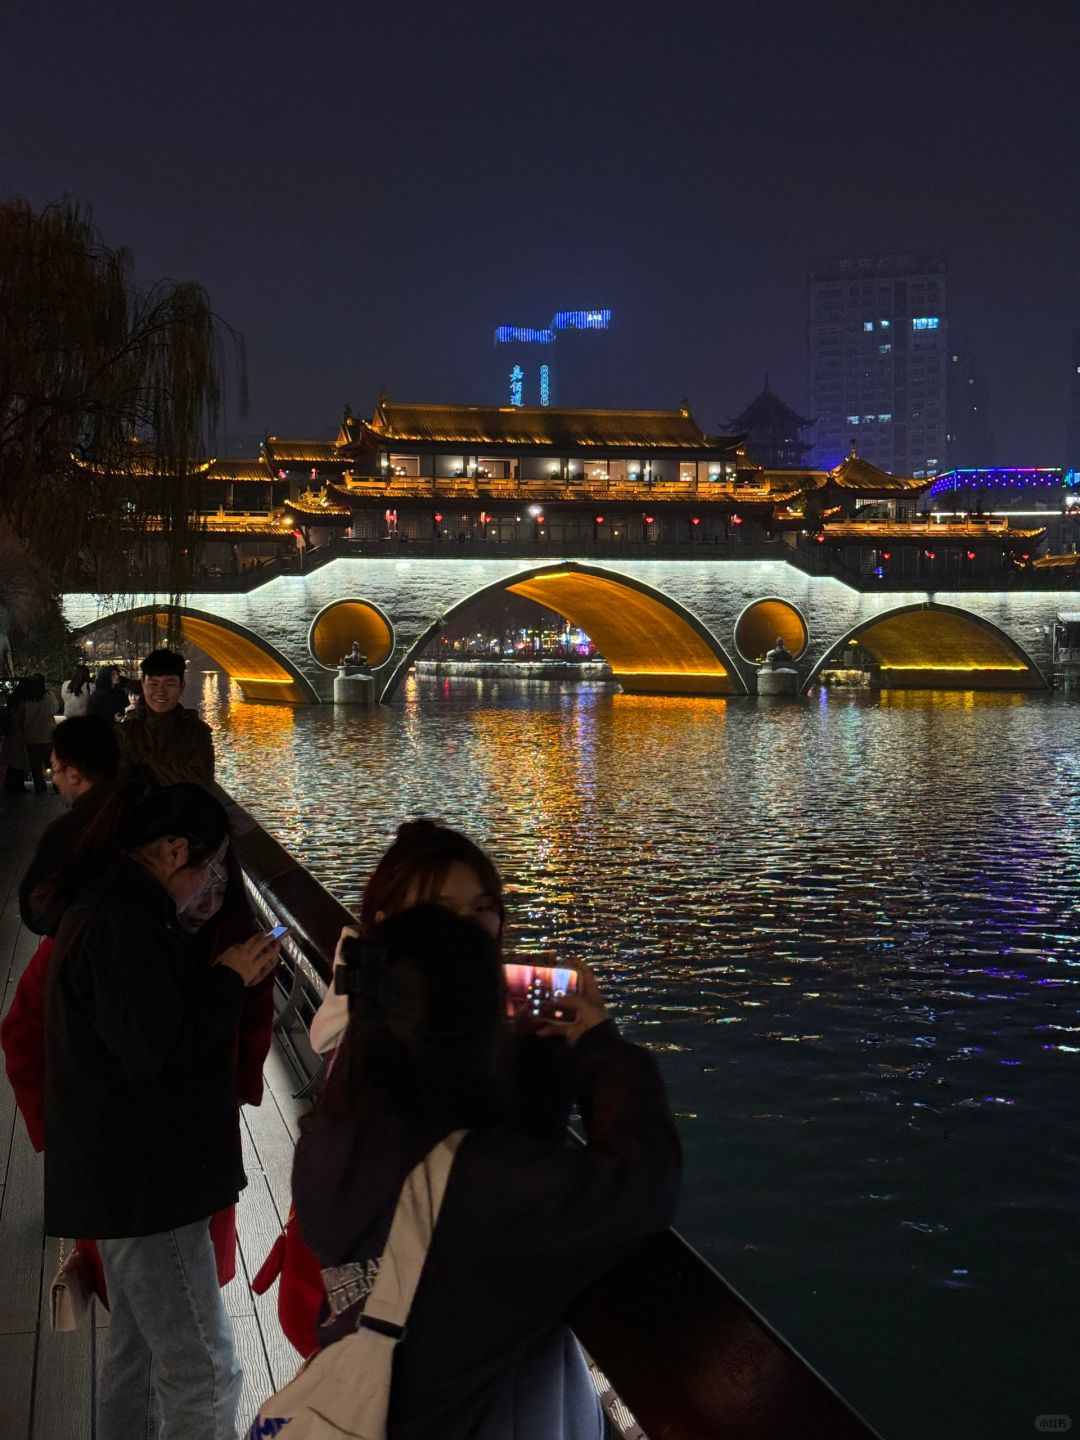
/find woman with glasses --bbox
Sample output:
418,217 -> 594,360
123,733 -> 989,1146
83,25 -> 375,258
44,782 -> 281,1440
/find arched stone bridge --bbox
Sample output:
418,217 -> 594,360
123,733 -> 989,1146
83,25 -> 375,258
63,556 -> 1070,702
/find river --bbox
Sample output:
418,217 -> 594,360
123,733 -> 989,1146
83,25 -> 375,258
203,673 -> 1080,1440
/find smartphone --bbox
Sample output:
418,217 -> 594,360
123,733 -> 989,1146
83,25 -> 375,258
503,963 -> 580,1023
264,924 -> 289,940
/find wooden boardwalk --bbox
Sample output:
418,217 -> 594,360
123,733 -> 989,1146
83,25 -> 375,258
0,792 -> 309,1438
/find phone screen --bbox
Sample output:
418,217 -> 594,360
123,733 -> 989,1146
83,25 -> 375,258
265,924 -> 289,940
503,963 -> 579,1023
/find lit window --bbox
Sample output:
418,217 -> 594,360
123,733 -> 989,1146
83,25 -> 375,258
846,415 -> 861,425
880,319 -> 891,328
863,321 -> 874,332
912,317 -> 941,330
878,413 -> 892,423
879,343 -> 892,354
863,414 -> 876,424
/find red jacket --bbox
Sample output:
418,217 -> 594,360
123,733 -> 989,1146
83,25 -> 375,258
1,936 -> 275,1300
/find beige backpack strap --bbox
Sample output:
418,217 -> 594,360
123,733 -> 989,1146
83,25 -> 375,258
359,1129 -> 468,1337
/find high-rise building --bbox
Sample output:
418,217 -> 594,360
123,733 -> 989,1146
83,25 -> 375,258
945,336 -> 992,469
808,251 -> 948,477
493,309 -> 611,408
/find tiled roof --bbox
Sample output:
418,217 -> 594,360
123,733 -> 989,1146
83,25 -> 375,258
204,458 -> 277,482
285,495 -> 351,518
361,403 -> 739,452
827,452 -> 930,494
725,381 -> 813,431
263,439 -> 347,466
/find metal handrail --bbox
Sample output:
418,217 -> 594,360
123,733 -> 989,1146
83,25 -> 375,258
219,784 -> 883,1440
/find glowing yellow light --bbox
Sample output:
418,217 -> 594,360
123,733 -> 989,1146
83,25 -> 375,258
506,570 -> 733,694
879,664 -> 1030,672
310,602 -> 393,668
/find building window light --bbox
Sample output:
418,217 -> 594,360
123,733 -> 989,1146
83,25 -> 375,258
878,413 -> 892,423
846,415 -> 861,425
912,316 -> 941,330
863,321 -> 874,332
880,319 -> 891,328
863,414 -> 876,424
879,343 -> 892,354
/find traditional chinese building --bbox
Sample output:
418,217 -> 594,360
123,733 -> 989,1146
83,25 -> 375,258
723,379 -> 815,469
82,399 -> 1049,583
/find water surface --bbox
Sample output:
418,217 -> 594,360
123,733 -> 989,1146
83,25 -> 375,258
205,675 -> 1080,1440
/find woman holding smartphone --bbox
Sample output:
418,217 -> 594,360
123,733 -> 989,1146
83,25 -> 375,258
285,904 -> 681,1440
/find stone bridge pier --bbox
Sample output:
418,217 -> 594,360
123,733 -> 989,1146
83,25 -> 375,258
63,556 -> 1070,703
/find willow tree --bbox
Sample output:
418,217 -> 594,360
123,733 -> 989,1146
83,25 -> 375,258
0,197 -> 245,665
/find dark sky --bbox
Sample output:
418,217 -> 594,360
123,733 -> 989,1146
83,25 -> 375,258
4,0 -> 1079,460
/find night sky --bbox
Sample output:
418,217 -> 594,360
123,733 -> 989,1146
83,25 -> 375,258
4,0 -> 1079,461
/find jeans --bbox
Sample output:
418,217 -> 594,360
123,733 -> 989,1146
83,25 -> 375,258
97,1218 -> 243,1440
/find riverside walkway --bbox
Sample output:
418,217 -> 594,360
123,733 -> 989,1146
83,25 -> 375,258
0,791 -> 307,1438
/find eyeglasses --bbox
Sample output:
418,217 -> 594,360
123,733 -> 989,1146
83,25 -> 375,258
205,858 -> 228,890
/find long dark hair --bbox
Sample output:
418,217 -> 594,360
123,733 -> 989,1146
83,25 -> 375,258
42,777 -> 229,913
321,904 -> 510,1135
359,820 -> 505,937
67,664 -> 91,696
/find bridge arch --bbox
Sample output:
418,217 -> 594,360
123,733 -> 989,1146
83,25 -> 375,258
804,601 -> 1047,690
77,605 -> 321,703
308,599 -> 395,671
382,560 -> 744,702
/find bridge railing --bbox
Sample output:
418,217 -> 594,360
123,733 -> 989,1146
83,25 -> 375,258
219,785 -> 883,1440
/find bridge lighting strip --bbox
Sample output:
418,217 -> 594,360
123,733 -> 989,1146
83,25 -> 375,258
877,663 -> 1031,672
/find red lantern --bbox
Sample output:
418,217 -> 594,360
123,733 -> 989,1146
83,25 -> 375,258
924,550 -> 936,560
731,514 -> 743,526
881,550 -> 892,561
535,513 -> 545,524
643,514 -> 654,525
434,511 -> 444,523
815,533 -> 825,544
966,550 -> 976,561
691,516 -> 701,526
1021,552 -> 1031,561
594,514 -> 604,525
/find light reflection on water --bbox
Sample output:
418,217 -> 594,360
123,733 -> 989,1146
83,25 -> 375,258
204,673 -> 1080,1440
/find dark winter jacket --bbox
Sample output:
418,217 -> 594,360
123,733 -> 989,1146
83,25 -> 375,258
292,1020 -> 681,1440
18,784 -> 113,936
117,700 -> 215,787
44,859 -> 247,1238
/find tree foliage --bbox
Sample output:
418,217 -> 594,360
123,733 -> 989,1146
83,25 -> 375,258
0,198 -> 245,609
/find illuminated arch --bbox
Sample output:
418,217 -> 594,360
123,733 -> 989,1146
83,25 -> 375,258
805,602 -> 1047,691
78,605 -> 320,703
734,598 -> 809,664
308,599 -> 395,670
382,561 -> 743,701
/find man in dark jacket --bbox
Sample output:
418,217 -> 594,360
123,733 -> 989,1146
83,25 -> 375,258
18,715 -> 119,935
117,648 -> 215,787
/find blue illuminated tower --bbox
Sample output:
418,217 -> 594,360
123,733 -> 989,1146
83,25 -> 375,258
493,309 -> 612,407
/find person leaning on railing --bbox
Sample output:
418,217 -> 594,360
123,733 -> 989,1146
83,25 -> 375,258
286,905 -> 682,1440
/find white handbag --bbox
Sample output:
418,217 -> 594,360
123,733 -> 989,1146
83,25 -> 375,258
50,1239 -> 96,1332
247,1130 -> 467,1439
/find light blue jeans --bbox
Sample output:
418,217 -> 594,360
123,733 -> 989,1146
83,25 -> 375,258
97,1218 -> 243,1440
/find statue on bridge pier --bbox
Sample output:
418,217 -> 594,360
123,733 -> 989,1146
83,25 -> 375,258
763,636 -> 796,670
757,635 -> 799,697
